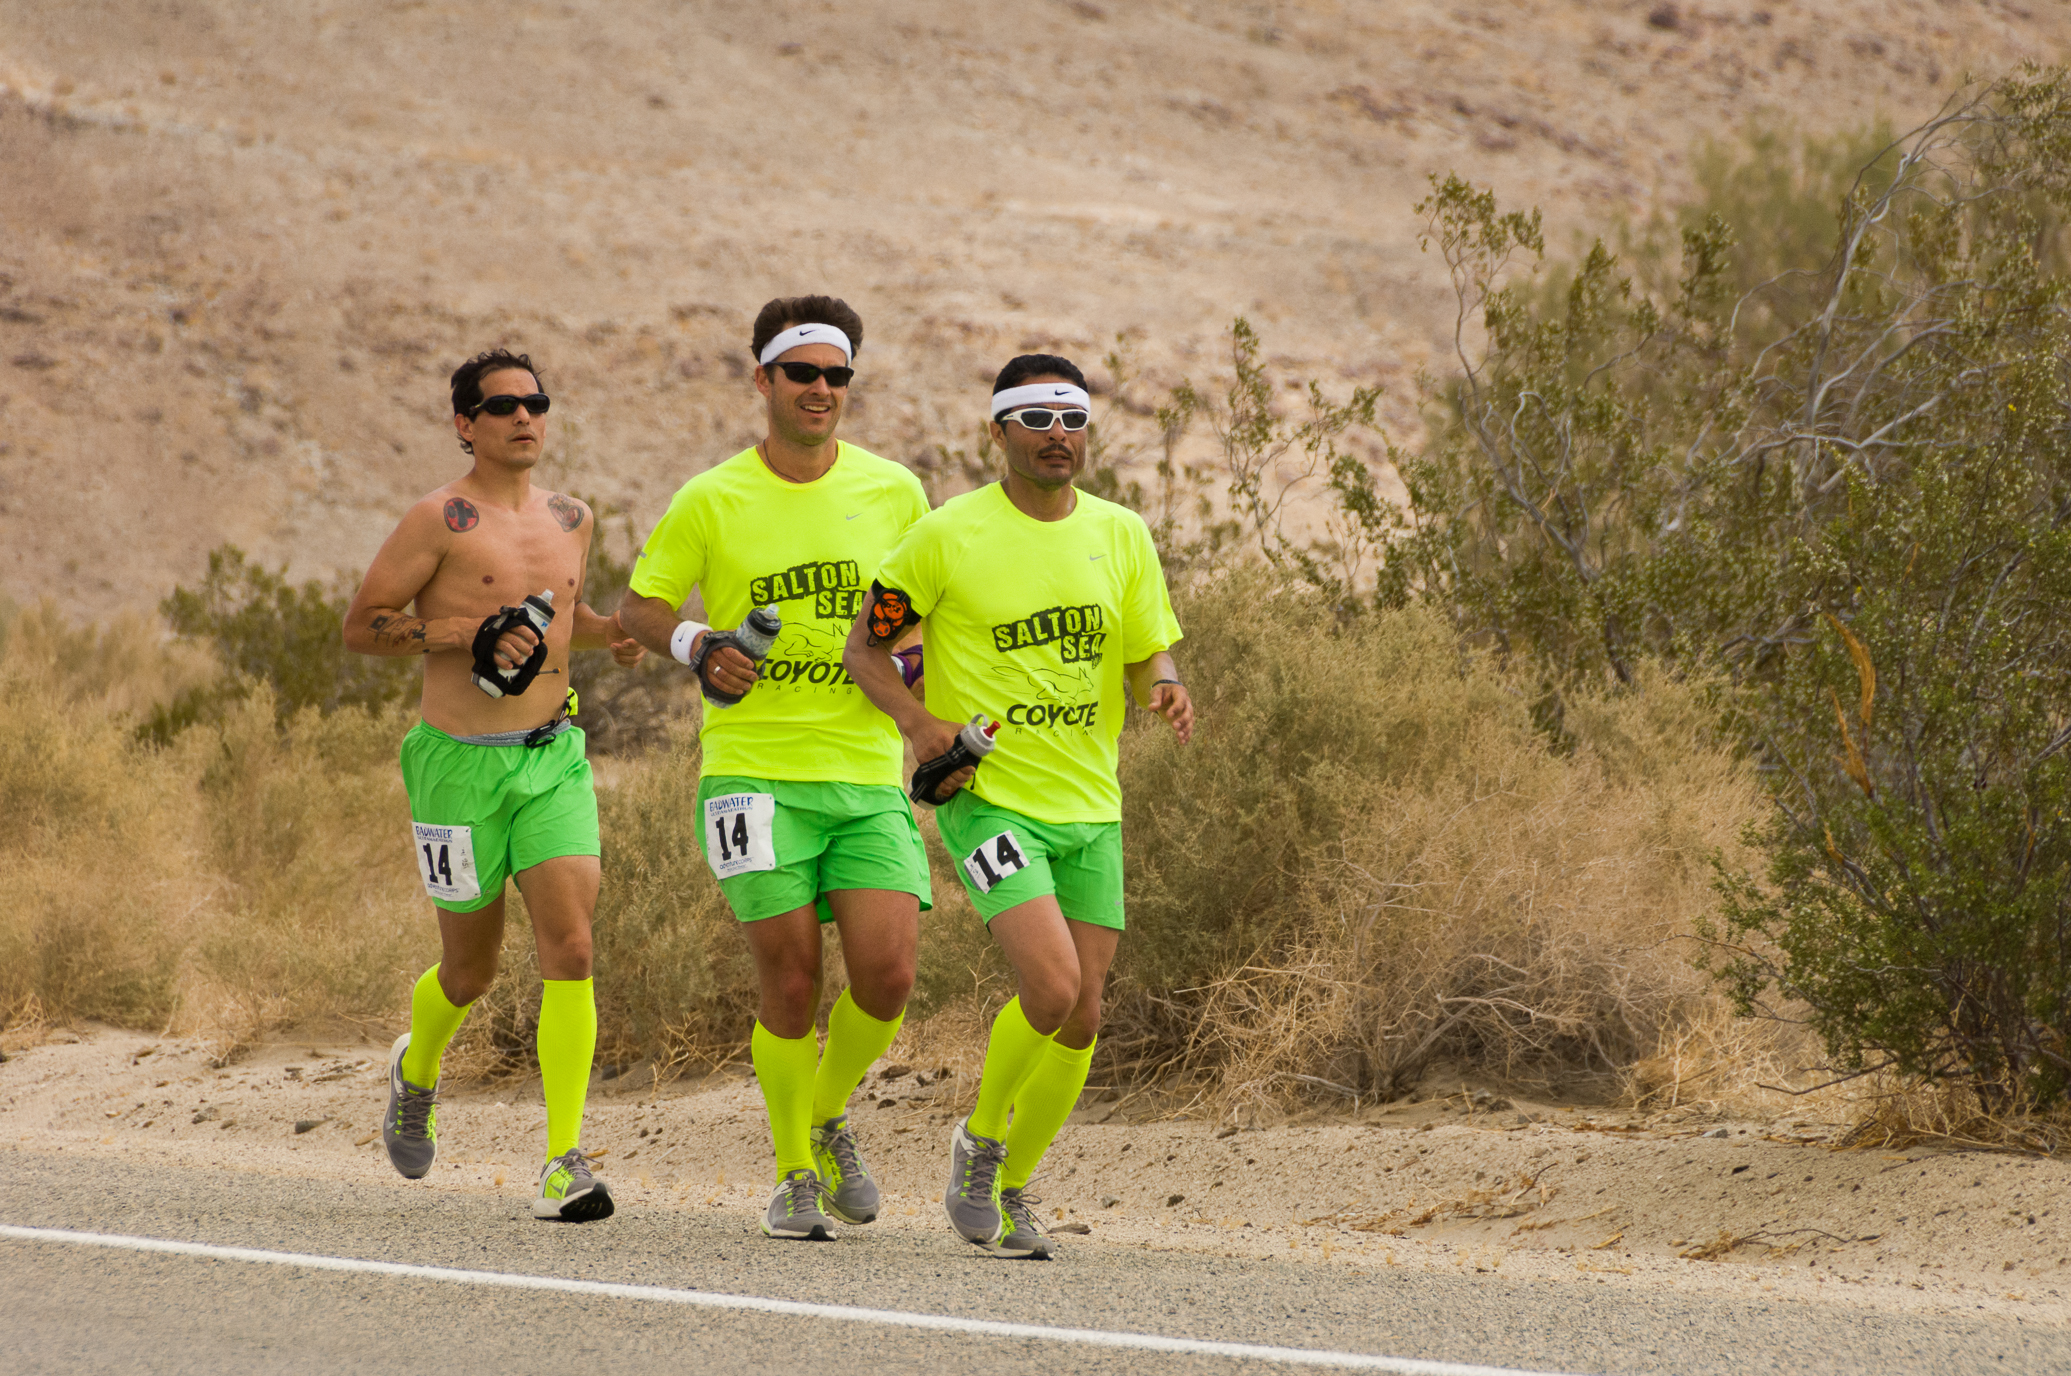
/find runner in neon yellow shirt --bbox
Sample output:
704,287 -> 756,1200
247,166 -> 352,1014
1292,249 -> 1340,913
844,353 -> 1193,1259
621,297 -> 950,1242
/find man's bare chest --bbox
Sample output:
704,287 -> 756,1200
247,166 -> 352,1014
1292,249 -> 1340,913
419,506 -> 585,619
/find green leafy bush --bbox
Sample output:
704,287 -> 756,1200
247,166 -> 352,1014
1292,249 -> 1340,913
1367,73 -> 2071,1107
151,545 -> 417,738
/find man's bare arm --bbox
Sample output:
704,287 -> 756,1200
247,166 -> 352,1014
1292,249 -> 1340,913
619,590 -> 683,657
342,500 -> 539,668
571,602 -> 646,667
844,600 -> 964,751
1125,649 -> 1194,744
344,504 -> 475,657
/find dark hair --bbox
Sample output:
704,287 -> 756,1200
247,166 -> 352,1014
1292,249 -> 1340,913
991,353 -> 1087,410
450,349 -> 543,454
749,296 -> 865,363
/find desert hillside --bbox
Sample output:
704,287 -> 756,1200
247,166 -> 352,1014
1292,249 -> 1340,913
2,0 -> 2067,617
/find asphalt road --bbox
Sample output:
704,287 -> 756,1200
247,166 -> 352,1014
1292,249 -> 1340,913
2,1150 -> 2064,1375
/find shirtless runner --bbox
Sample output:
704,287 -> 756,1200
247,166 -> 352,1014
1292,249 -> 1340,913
342,347 -> 643,1222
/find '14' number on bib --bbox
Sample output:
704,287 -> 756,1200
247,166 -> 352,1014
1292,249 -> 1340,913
960,831 -> 1029,895
702,792 -> 777,879
410,822 -> 481,903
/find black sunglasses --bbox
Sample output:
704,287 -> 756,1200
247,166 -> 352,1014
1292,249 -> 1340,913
468,393 -> 551,418
998,406 -> 1091,433
768,361 -> 855,388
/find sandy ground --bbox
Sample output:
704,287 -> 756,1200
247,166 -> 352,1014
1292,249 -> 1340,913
6,1023 -> 2067,1331
2,2 -> 2069,617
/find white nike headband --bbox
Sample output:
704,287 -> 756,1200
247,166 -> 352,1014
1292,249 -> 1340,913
758,323 -> 853,366
991,382 -> 1092,416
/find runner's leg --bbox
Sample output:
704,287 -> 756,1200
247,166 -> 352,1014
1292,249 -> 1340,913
1002,918 -> 1117,1189
515,854 -> 599,1160
812,889 -> 916,1120
401,900 -> 506,1087
969,896 -> 1080,1137
745,906 -> 826,1178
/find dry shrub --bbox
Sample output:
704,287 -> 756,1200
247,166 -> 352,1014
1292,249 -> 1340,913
178,688 -> 430,1047
1835,1079 -> 2071,1155
0,597 -> 217,719
0,606 -> 435,1049
0,637 -> 200,1028
1623,1001 -> 1829,1116
1109,570 -> 1765,1108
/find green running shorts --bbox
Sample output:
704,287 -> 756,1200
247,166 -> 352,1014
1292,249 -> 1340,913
935,790 -> 1125,929
399,721 -> 600,913
697,775 -> 933,923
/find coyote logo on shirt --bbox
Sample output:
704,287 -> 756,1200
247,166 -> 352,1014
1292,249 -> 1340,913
987,603 -> 1105,727
989,662 -> 1099,729
748,560 -> 866,693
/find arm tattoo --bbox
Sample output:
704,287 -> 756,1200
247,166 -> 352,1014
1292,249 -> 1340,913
444,497 -> 480,533
548,493 -> 585,532
368,613 -> 430,653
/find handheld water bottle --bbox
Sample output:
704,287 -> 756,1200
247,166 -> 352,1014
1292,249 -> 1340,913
469,590 -> 555,698
909,715 -> 999,806
696,605 -> 782,707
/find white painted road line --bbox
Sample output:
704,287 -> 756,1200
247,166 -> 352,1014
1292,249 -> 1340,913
0,1223 -> 1584,1375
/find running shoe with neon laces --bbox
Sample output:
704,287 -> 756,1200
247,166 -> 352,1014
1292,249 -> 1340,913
533,1149 -> 615,1222
996,1184 -> 1055,1260
943,1117 -> 1008,1250
809,1113 -> 880,1225
762,1168 -> 839,1240
382,1032 -> 438,1180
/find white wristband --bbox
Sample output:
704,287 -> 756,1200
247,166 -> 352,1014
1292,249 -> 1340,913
670,620 -> 711,667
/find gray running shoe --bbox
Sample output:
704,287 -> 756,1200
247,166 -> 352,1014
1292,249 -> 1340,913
943,1117 -> 1008,1249
762,1168 -> 838,1240
382,1032 -> 438,1180
997,1185 -> 1055,1260
534,1148 -> 615,1222
810,1113 -> 880,1225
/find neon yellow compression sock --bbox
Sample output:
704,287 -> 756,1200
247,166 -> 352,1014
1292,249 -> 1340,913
967,996 -> 1054,1140
400,964 -> 470,1088
752,1020 -> 819,1179
536,978 -> 597,1160
812,988 -> 904,1123
1002,1034 -> 1095,1190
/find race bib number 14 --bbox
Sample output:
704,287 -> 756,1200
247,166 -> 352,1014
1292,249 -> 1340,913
703,792 -> 778,879
961,831 -> 1030,895
412,822 -> 481,904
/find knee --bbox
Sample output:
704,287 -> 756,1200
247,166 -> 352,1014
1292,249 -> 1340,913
765,963 -> 820,1016
541,930 -> 593,981
442,972 -> 496,1007
1018,975 -> 1078,1036
852,960 -> 915,1021
1057,995 -> 1102,1049
439,958 -> 498,1007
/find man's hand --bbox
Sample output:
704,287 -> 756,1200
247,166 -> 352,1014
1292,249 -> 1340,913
907,714 -> 979,802
1147,681 -> 1194,744
603,612 -> 645,668
694,632 -> 760,700
928,762 -> 978,802
493,621 -> 541,670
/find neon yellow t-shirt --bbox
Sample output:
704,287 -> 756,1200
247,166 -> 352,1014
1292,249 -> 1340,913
873,481 -> 1182,823
630,442 -> 930,785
